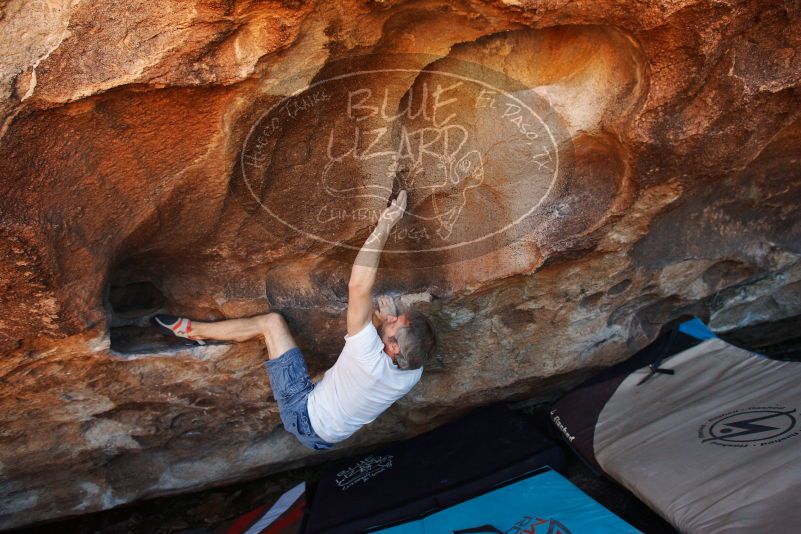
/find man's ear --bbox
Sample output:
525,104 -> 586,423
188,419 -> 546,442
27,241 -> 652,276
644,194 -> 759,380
387,336 -> 400,356
385,314 -> 398,323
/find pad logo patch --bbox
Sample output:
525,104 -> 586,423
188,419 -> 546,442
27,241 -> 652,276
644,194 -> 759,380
550,411 -> 576,443
335,454 -> 393,490
698,406 -> 800,447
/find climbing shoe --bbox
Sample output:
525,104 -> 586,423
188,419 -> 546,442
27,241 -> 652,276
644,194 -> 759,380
152,314 -> 206,345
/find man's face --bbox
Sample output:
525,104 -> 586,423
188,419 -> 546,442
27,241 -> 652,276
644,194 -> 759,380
379,312 -> 410,358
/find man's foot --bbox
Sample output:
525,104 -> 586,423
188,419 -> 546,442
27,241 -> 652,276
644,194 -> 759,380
152,315 -> 206,346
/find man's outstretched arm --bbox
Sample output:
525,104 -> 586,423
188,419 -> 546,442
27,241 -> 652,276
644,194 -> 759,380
347,190 -> 407,335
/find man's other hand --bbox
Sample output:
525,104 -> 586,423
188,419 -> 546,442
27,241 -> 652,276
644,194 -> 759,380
375,295 -> 399,322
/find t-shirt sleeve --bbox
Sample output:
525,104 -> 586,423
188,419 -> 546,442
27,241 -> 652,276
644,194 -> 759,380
341,321 -> 384,364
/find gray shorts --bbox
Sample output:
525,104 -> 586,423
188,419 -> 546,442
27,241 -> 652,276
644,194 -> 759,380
265,347 -> 334,451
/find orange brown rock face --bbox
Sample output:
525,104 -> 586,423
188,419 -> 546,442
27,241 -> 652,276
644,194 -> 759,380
1,0 -> 801,528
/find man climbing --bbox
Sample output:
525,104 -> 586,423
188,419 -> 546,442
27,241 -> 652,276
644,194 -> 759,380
153,190 -> 436,450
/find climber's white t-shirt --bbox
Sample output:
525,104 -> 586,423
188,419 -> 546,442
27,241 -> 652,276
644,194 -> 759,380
307,321 -> 423,443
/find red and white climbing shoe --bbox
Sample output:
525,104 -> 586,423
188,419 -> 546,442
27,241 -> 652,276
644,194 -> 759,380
153,315 -> 206,345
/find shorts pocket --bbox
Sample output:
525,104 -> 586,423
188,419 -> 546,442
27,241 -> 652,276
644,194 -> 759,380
268,368 -> 308,405
280,367 -> 306,400
295,408 -> 313,437
278,356 -> 312,402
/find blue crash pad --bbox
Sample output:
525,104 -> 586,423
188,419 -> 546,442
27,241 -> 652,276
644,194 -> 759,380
379,468 -> 639,534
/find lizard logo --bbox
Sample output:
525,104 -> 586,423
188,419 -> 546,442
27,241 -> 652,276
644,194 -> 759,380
698,407 -> 800,447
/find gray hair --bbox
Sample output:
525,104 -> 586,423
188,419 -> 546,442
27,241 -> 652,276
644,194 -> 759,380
394,308 -> 436,370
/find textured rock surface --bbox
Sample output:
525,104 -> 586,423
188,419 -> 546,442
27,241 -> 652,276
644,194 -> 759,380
1,0 -> 800,529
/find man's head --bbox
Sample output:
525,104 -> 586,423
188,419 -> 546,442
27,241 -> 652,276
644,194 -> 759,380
379,305 -> 436,370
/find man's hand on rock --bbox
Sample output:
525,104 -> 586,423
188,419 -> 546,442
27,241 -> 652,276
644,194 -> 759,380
350,191 -> 406,335
379,190 -> 407,229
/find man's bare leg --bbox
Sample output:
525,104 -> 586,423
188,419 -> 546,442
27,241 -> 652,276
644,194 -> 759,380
190,317 -> 264,343
191,313 -> 298,360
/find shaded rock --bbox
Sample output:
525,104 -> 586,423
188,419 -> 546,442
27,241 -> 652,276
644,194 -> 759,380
1,0 -> 800,529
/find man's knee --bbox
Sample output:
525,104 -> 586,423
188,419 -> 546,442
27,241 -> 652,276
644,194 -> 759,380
257,312 -> 287,337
